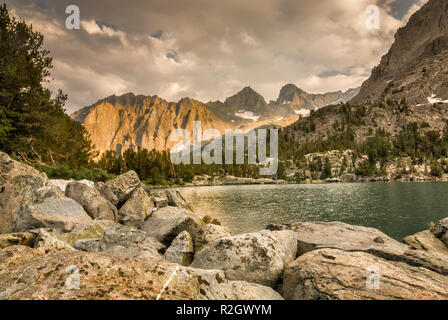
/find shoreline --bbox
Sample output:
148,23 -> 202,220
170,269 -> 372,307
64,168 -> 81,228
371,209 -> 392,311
145,176 -> 448,189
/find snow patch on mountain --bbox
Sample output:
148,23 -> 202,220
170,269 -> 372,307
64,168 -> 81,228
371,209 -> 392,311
235,110 -> 260,122
294,109 -> 311,116
427,94 -> 448,104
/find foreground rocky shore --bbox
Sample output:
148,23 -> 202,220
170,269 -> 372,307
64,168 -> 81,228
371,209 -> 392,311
1,151 -> 448,300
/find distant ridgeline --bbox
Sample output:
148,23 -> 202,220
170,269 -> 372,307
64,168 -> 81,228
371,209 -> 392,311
91,98 -> 448,184
36,99 -> 448,184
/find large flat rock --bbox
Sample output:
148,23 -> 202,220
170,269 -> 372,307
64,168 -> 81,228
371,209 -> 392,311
12,190 -> 93,233
283,248 -> 448,300
267,221 -> 403,255
0,246 -> 282,300
73,223 -> 165,259
267,221 -> 448,277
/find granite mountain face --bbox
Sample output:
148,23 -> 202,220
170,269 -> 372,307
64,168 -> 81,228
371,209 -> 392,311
281,0 -> 448,161
72,85 -> 358,154
71,93 -> 233,154
352,0 -> 448,105
206,86 -> 269,124
275,84 -> 359,116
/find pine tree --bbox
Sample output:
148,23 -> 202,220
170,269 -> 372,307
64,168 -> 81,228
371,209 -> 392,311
0,4 -> 95,168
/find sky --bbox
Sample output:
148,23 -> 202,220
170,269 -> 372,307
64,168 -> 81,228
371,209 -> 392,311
9,0 -> 427,113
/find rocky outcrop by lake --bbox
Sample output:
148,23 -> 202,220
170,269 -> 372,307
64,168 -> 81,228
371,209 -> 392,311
1,151 -> 448,300
283,150 -> 448,184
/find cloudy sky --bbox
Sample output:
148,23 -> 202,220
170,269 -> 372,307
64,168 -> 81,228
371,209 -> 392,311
10,0 -> 427,113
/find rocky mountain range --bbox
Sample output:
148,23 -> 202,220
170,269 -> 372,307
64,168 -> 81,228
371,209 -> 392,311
278,0 -> 448,183
283,0 -> 448,146
71,93 -> 233,154
275,84 -> 359,115
351,0 -> 448,105
72,0 -> 448,156
72,85 -> 358,154
207,85 -> 359,124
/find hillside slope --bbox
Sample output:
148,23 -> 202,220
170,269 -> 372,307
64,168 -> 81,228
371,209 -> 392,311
352,0 -> 448,105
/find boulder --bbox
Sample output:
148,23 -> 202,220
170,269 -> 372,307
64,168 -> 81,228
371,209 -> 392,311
74,224 -> 165,259
190,230 -> 295,287
118,187 -> 154,228
49,179 -> 74,193
50,179 -> 94,193
59,220 -> 117,246
283,248 -> 448,300
0,231 -> 35,249
403,230 -> 448,256
146,189 -> 194,211
0,152 -> 44,187
194,224 -> 231,253
148,190 -> 169,208
1,228 -> 75,253
433,217 -> 448,246
165,190 -> 194,211
163,231 -> 194,266
139,206 -> 202,246
65,181 -> 117,221
0,174 -> 47,234
201,215 -> 222,225
266,221 -> 403,256
0,246 -> 283,300
267,221 -> 448,278
270,230 -> 298,265
95,171 -> 140,208
12,185 -> 92,233
33,229 -> 75,252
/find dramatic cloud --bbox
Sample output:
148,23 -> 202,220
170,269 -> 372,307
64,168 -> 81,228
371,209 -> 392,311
9,0 -> 424,113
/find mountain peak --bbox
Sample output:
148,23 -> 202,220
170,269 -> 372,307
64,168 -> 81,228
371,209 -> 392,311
352,0 -> 448,104
277,84 -> 306,103
98,92 -> 148,107
280,83 -> 305,93
224,86 -> 267,107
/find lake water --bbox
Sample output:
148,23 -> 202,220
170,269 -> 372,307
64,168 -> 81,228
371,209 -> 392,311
178,183 -> 448,241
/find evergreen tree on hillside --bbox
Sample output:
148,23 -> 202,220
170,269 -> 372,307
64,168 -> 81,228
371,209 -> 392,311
0,4 -> 95,168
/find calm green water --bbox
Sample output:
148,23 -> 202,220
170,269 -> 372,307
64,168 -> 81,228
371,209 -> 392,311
178,183 -> 448,241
